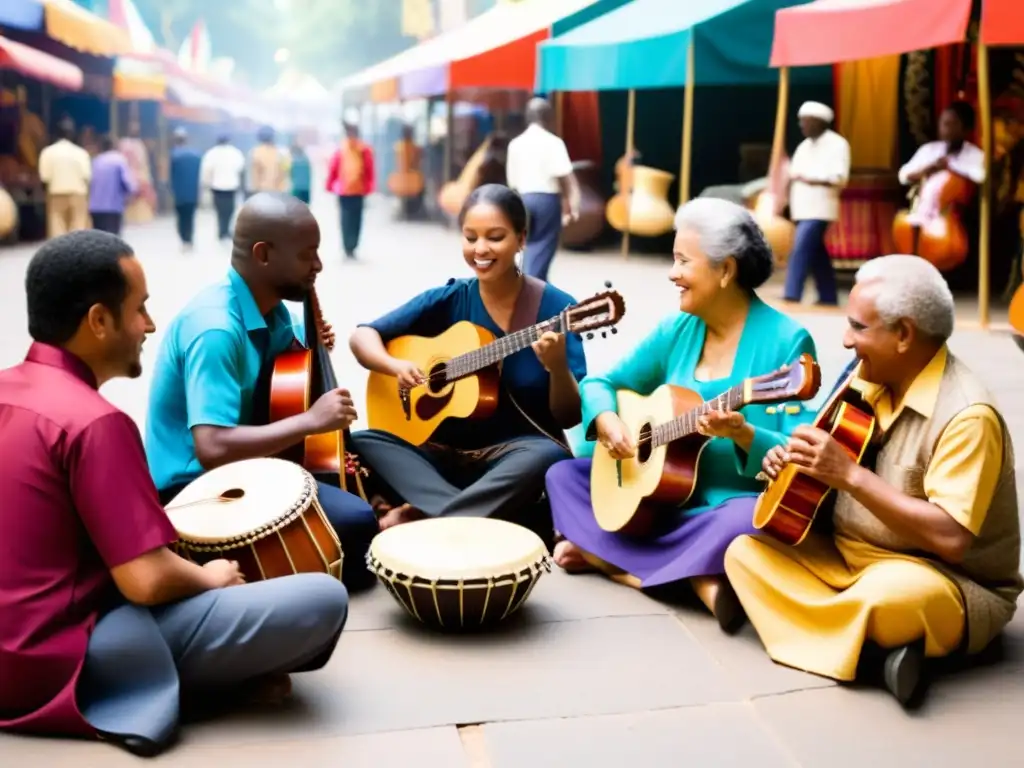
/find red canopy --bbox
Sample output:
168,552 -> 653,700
0,35 -> 84,90
770,0 -> 972,67
981,0 -> 1024,47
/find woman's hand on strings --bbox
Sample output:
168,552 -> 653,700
697,410 -> 747,440
532,331 -> 568,372
595,412 -> 636,460
390,359 -> 427,390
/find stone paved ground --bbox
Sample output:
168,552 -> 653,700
1,196 -> 1022,767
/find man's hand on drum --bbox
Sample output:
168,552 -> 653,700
306,388 -> 359,433
203,559 -> 245,588
595,411 -> 636,459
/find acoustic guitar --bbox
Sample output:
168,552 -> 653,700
267,288 -> 352,492
366,288 -> 627,446
752,376 -> 877,546
590,354 -> 821,536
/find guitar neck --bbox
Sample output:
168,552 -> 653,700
446,315 -> 563,380
651,382 -> 747,448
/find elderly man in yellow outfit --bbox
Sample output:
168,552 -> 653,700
725,254 -> 1021,709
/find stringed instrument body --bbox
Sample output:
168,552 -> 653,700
366,289 -> 627,446
605,153 -> 676,238
268,288 -> 347,489
753,378 -> 877,546
388,139 -> 425,198
892,170 -> 975,272
590,355 -> 821,536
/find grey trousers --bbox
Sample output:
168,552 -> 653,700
348,430 -> 569,539
77,573 -> 348,751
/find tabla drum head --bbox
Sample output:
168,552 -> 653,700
166,457 -> 313,545
369,517 -> 546,581
368,517 -> 551,631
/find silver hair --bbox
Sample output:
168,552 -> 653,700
674,198 -> 762,264
673,198 -> 774,292
854,254 -> 955,340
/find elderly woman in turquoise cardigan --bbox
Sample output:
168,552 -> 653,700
546,197 -> 816,633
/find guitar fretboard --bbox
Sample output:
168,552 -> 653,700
446,315 -> 565,380
651,384 -> 747,448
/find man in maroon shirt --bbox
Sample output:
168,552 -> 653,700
0,230 -> 350,757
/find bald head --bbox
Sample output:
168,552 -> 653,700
232,192 -> 314,262
526,97 -> 553,128
231,192 -> 322,303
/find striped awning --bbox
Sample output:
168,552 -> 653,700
0,33 -> 83,90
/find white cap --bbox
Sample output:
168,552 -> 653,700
798,101 -> 834,123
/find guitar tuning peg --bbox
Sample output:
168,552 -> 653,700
585,332 -> 594,340
604,280 -> 613,288
611,327 -> 618,334
601,331 -> 607,338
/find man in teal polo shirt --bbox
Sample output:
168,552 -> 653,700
146,193 -> 378,590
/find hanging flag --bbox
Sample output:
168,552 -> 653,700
402,0 -> 434,39
177,19 -> 212,74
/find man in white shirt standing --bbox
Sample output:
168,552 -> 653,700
784,101 -> 850,306
38,118 -> 92,238
897,101 -> 984,235
200,134 -> 246,241
505,97 -> 581,281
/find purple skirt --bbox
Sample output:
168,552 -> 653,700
546,458 -> 759,588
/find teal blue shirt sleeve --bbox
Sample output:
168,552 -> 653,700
580,316 -> 674,439
182,329 -> 245,429
734,327 -> 818,478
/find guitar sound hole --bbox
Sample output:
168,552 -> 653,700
637,423 -> 653,464
426,362 -> 449,394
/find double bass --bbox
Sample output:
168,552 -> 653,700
892,163 -> 975,272
266,288 -> 367,498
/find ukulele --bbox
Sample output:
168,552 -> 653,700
752,376 -> 877,546
365,288 -> 627,446
267,288 -> 353,491
590,355 -> 821,536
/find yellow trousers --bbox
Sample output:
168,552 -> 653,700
724,533 -> 965,681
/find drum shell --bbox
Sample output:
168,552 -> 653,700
175,502 -> 343,583
367,551 -> 550,631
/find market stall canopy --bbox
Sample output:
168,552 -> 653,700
981,0 -> 1024,47
0,0 -> 44,31
42,0 -> 131,58
0,33 -> 84,90
537,0 -> 823,92
770,0 -> 971,67
339,0 -> 602,101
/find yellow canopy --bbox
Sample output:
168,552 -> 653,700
43,0 -> 131,57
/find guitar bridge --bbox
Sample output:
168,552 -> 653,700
399,386 -> 411,421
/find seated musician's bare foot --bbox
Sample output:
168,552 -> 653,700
378,502 -> 424,530
553,540 -> 596,574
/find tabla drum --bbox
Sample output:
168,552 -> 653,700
367,517 -> 551,631
165,458 -> 342,583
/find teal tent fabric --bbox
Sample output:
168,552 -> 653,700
538,0 -> 829,91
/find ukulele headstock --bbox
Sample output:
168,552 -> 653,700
745,353 -> 821,405
564,283 -> 627,340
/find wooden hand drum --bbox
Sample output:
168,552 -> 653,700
367,517 -> 551,631
165,458 -> 343,583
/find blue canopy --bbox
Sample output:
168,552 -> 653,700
537,0 -> 826,92
0,0 -> 44,31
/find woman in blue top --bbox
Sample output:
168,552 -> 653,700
546,198 -> 816,633
348,184 -> 587,537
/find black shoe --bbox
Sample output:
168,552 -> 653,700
883,639 -> 927,708
714,581 -> 747,635
98,730 -> 170,758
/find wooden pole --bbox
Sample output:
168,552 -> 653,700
679,36 -> 695,205
977,42 -> 992,328
555,91 -> 564,136
770,67 -> 790,177
621,88 -> 636,259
